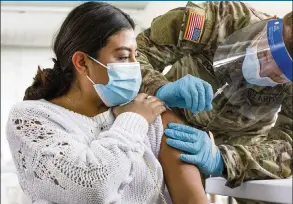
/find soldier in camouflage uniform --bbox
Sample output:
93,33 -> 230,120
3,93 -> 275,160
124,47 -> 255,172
136,2 -> 292,203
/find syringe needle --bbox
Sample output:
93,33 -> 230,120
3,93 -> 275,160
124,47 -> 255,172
213,82 -> 229,99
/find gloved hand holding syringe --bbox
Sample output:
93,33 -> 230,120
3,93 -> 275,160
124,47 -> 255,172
191,82 -> 229,114
163,82 -> 229,111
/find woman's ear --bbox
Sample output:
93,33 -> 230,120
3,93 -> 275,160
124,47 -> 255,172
72,51 -> 90,76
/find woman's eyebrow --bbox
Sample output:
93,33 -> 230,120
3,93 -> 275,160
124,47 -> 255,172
114,47 -> 137,52
114,46 -> 132,52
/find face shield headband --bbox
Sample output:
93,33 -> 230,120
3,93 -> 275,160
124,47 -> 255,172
267,19 -> 292,81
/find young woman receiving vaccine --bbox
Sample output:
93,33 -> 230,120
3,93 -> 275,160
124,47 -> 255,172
6,2 -> 208,204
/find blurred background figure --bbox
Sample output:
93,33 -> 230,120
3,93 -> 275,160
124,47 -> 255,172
1,2 -> 292,204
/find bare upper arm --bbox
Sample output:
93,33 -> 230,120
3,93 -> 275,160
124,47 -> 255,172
159,110 -> 208,204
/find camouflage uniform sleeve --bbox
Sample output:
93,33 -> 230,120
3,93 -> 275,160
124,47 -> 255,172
219,84 -> 292,188
136,7 -> 187,95
137,1 -> 270,95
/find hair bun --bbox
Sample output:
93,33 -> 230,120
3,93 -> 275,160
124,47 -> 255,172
23,66 -> 50,100
23,65 -> 69,101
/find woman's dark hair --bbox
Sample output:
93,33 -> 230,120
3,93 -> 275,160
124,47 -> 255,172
23,2 -> 135,101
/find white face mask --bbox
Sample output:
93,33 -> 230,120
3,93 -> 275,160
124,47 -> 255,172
86,55 -> 142,107
242,46 -> 281,87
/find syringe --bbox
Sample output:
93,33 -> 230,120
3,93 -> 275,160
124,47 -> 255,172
213,82 -> 229,99
208,82 -> 229,157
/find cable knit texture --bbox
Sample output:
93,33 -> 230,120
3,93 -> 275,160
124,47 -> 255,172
6,99 -> 166,204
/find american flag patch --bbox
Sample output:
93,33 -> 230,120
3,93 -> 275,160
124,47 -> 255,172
184,11 -> 205,42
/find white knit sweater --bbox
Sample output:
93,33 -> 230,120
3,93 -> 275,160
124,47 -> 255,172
6,99 -> 167,204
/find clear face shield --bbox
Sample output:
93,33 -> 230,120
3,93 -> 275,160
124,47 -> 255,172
212,19 -> 292,121
213,19 -> 292,85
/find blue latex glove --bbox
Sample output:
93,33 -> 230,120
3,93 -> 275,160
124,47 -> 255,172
165,123 -> 224,176
156,74 -> 213,114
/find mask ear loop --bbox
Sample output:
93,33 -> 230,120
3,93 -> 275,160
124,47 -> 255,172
85,54 -> 109,85
86,76 -> 96,85
85,54 -> 108,69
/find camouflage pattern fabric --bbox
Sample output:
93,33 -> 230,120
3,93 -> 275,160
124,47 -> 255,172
136,2 -> 292,203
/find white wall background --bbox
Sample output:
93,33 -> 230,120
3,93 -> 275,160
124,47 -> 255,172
1,47 -> 54,160
1,1 -> 292,204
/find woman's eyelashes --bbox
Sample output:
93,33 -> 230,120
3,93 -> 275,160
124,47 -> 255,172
117,53 -> 139,62
118,56 -> 130,61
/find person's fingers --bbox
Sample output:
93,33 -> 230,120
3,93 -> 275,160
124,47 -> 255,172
153,105 -> 167,116
146,96 -> 160,103
180,154 -> 202,167
205,103 -> 213,111
164,129 -> 196,142
188,85 -> 199,114
166,139 -> 195,154
181,87 -> 193,110
134,93 -> 148,101
149,99 -> 165,108
201,80 -> 214,111
192,80 -> 205,112
167,123 -> 198,134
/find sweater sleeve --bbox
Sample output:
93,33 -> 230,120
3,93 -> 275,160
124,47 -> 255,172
147,116 -> 164,159
6,103 -> 149,204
